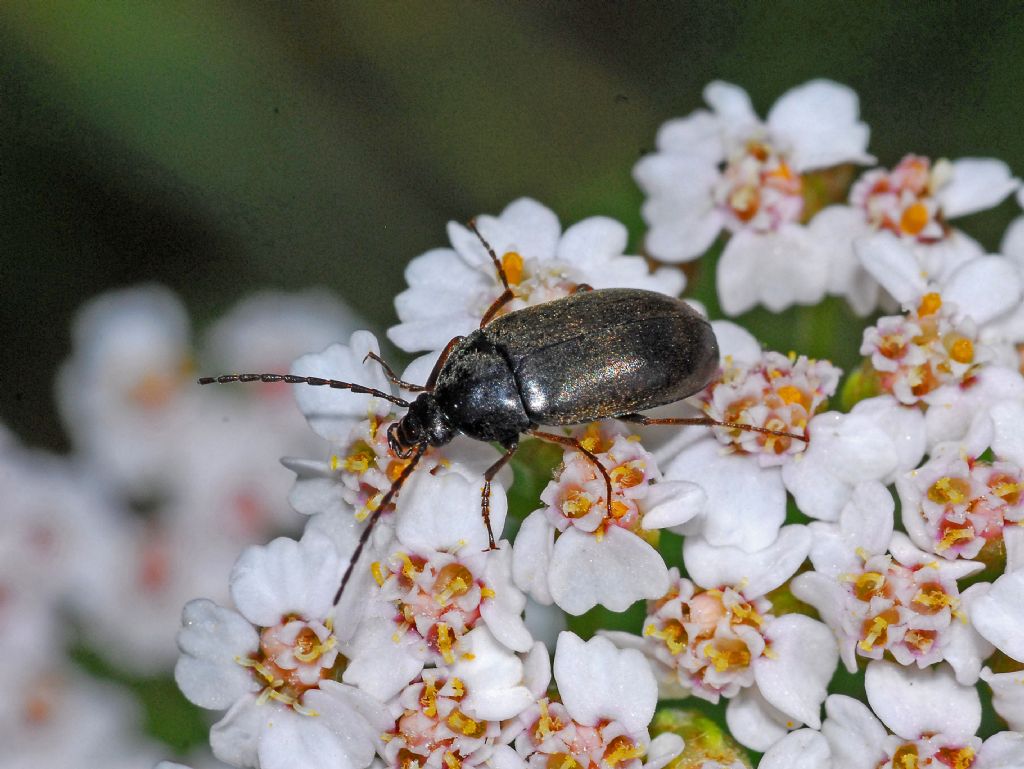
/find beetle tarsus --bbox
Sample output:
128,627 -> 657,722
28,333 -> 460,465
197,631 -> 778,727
529,429 -> 614,519
618,413 -> 808,443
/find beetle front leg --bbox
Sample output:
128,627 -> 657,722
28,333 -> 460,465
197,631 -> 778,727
468,219 -> 518,327
480,441 -> 518,550
528,429 -> 614,519
363,351 -> 429,392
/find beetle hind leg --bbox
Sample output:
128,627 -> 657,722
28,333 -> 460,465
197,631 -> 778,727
528,429 -> 614,520
617,413 -> 808,442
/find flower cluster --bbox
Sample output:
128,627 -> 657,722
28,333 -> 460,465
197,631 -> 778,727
7,78 -> 1024,769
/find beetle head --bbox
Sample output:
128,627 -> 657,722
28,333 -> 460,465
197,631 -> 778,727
388,393 -> 454,457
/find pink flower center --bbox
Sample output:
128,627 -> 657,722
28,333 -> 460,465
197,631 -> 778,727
715,140 -> 804,232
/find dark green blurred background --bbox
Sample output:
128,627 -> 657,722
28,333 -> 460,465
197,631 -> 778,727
4,2 -> 1024,452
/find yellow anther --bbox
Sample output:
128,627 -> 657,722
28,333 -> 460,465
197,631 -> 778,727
776,385 -> 805,406
329,454 -> 341,471
900,202 -> 930,235
918,292 -> 942,316
371,561 -> 386,587
436,622 -> 455,665
480,586 -> 496,599
449,677 -> 465,698
936,527 -> 973,553
562,490 -> 593,519
443,752 -> 461,769
501,251 -> 524,285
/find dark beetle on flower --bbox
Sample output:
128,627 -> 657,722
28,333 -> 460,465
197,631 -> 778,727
200,223 -> 804,603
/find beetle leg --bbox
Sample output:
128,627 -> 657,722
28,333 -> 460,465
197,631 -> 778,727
528,429 -> 614,519
363,351 -> 429,392
423,335 -> 466,390
617,413 -> 808,442
480,441 -> 518,551
468,219 -> 518,327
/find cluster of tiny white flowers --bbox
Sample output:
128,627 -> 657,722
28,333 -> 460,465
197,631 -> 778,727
7,79 -> 1024,769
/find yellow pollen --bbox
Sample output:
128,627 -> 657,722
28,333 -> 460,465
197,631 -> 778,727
859,615 -> 890,652
447,709 -> 486,737
480,586 -> 496,599
397,552 -> 421,581
343,442 -> 376,473
604,735 -> 645,767
949,336 -> 975,364
913,584 -> 954,611
891,743 -> 919,769
903,629 -> 935,653
610,463 -> 645,488
703,640 -> 751,672
730,601 -> 764,627
562,490 -> 593,519
443,752 -> 461,769
928,476 -> 970,505
371,561 -> 386,587
993,480 -> 1024,499
650,620 -> 686,655
433,563 -> 475,604
918,292 -> 942,316
329,454 -> 341,471
937,745 -> 975,769
420,679 -> 438,717
449,677 -> 465,698
292,628 -> 336,664
937,527 -> 973,553
501,251 -> 524,285
609,500 -> 630,519
853,571 -> 886,601
900,202 -> 930,235
436,622 -> 456,665
776,385 -> 805,406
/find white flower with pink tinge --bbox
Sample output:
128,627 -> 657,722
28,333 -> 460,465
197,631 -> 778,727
760,664 -> 1024,769
493,633 -> 683,769
791,482 -> 991,685
381,628 -> 543,769
856,233 -> 1024,447
174,534 -> 392,769
511,422 -> 705,615
655,322 -> 841,550
387,198 -> 685,354
338,470 -> 531,702
809,154 -> 1020,315
634,79 -> 873,315
897,410 -> 1024,561
608,526 -> 837,752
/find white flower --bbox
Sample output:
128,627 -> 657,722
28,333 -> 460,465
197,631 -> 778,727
380,628 -> 539,769
498,633 -> 683,769
174,534 -> 391,769
610,526 -> 837,752
512,422 -> 704,615
791,483 -> 989,684
810,154 -> 1019,315
388,198 -> 684,353
896,412 -> 1024,561
660,322 -> 840,549
635,79 -> 872,314
56,284 -> 197,495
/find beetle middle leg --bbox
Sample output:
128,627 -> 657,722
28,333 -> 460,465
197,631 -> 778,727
528,429 -> 614,519
480,441 -> 518,551
617,413 -> 808,442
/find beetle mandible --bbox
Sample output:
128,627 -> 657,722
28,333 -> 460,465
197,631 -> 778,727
200,222 -> 805,604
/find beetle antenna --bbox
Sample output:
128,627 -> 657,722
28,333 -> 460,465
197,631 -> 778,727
198,373 -> 409,408
333,443 -> 426,605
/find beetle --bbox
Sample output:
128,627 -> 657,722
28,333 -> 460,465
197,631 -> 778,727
200,223 -> 804,604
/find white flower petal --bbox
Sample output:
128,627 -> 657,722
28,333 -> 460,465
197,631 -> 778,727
821,694 -> 887,769
977,731 -> 1024,769
938,158 -> 1021,219
640,481 -> 705,529
855,233 -> 927,307
717,226 -> 828,315
394,470 -> 506,553
981,668 -> 1024,732
704,81 -> 758,132
755,614 -> 837,728
496,198 -> 563,260
511,510 -> 555,605
683,525 -> 811,596
209,696 -> 263,769
174,600 -> 259,710
548,527 -> 669,615
665,439 -> 786,551
767,79 -> 873,171
711,319 -> 763,362
523,641 -> 553,698
387,314 -> 479,354
557,217 -> 628,266
1002,216 -> 1024,260
945,583 -> 996,685
970,570 -> 1024,662
341,618 -> 424,701
655,110 -> 724,161
451,627 -> 533,721
759,728 -> 832,769
230,534 -> 341,628
991,400 -> 1024,467
944,255 -> 1022,326
864,661 -> 980,740
553,632 -> 657,735
291,333 -> 394,442
725,688 -> 791,752
644,733 -> 685,769
480,544 -> 532,653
